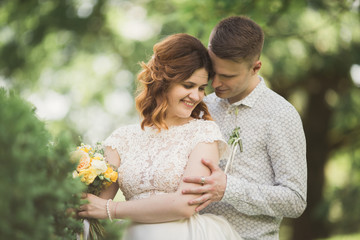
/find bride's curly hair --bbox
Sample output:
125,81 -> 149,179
135,33 -> 213,130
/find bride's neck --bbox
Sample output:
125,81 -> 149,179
164,117 -> 194,128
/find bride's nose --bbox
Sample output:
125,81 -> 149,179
188,89 -> 201,101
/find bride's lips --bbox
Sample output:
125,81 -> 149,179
182,100 -> 196,108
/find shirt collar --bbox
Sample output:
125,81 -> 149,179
220,76 -> 266,108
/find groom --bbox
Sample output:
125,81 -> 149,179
182,16 -> 307,239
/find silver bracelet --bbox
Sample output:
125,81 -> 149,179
106,199 -> 113,222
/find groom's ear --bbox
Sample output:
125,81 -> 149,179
252,60 -> 262,74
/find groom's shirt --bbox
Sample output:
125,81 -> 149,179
202,76 -> 307,240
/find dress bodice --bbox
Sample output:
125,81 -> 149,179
103,119 -> 227,201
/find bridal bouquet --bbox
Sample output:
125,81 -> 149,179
71,142 -> 118,240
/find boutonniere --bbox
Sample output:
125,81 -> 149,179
228,127 -> 243,152
225,126 -> 243,174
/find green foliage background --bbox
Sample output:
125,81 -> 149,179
1,0 -> 360,239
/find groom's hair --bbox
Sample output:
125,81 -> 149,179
135,33 -> 213,131
209,16 -> 264,66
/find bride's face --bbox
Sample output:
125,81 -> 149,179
165,68 -> 208,125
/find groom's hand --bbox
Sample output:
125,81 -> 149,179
182,158 -> 227,212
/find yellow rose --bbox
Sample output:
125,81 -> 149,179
104,167 -> 118,183
104,167 -> 111,177
110,171 -> 118,182
75,151 -> 91,172
79,168 -> 98,185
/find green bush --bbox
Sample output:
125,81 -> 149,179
0,88 -> 84,239
0,89 -> 125,239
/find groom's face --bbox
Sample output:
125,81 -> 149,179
209,50 -> 259,104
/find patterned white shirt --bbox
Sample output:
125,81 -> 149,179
202,77 -> 307,240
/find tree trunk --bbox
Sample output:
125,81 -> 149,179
291,81 -> 333,240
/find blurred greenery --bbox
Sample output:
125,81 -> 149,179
0,89 -> 84,239
317,232 -> 360,240
1,0 -> 360,239
0,89 -> 125,239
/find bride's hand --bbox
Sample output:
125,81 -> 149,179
77,193 -> 109,219
182,158 -> 227,212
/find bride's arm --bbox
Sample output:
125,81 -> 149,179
78,141 -> 220,223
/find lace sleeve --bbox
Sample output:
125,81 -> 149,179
102,125 -> 130,158
190,120 -> 230,160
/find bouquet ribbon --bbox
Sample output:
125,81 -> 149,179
76,219 -> 90,240
225,137 -> 242,174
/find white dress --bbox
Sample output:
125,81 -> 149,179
103,119 -> 242,240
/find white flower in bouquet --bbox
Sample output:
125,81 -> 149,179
91,159 -> 108,175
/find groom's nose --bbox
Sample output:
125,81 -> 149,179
211,75 -> 221,89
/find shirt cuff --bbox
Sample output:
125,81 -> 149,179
221,174 -> 244,204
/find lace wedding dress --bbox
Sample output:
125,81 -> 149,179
104,119 -> 242,240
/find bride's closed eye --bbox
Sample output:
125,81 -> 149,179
182,83 -> 194,89
182,84 -> 206,92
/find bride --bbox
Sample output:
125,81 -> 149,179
78,33 -> 242,240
